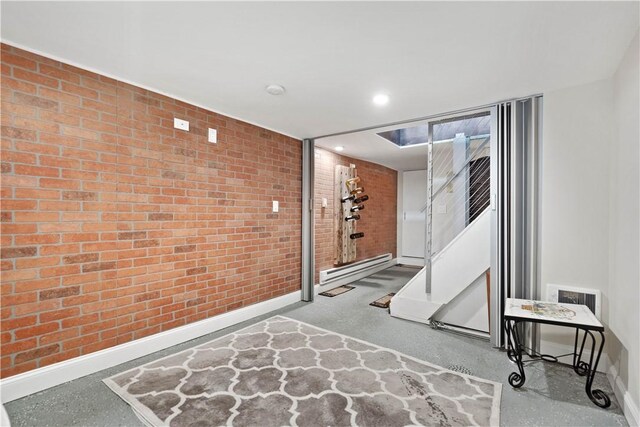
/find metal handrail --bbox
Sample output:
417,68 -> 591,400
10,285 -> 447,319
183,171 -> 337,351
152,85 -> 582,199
419,134 -> 490,213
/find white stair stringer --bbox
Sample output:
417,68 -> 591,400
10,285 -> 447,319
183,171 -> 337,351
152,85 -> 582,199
430,273 -> 490,332
390,209 -> 490,326
390,267 -> 442,323
430,209 -> 490,304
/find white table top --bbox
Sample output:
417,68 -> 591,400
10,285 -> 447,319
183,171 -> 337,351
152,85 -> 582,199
504,298 -> 603,330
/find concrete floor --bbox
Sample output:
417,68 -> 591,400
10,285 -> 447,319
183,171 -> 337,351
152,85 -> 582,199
5,265 -> 627,426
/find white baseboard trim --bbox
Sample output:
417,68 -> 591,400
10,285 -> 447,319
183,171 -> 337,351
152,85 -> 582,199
315,258 -> 398,293
0,290 -> 301,403
606,356 -> 640,426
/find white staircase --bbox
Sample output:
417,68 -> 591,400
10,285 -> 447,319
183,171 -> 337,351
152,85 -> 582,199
389,267 -> 441,323
390,209 -> 490,330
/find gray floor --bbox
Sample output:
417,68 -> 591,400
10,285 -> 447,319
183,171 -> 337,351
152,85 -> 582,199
5,265 -> 627,427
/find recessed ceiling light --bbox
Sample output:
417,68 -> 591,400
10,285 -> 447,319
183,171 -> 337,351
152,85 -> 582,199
266,84 -> 285,95
335,146 -> 344,152
373,93 -> 389,106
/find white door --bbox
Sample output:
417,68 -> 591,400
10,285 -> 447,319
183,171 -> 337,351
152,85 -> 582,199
401,170 -> 427,259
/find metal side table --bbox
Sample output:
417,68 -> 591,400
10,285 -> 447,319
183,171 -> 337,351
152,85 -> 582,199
504,298 -> 611,408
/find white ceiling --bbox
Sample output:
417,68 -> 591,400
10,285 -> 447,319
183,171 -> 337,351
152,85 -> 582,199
317,120 -> 432,172
1,2 -> 638,142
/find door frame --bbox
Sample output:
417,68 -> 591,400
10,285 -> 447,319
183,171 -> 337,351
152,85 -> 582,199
303,96 -> 542,350
301,139 -> 315,302
400,169 -> 428,261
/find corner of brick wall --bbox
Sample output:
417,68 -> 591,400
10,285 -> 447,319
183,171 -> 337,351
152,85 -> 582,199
0,43 -> 302,378
313,147 -> 397,283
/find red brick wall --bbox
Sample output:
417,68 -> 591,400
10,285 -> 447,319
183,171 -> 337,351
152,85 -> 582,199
314,147 -> 397,283
0,44 -> 302,378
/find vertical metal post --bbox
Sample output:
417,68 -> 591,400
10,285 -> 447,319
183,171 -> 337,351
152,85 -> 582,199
529,97 -> 543,304
301,139 -> 315,302
509,102 -> 519,302
533,97 -> 543,299
511,101 -> 537,352
424,125 -> 434,293
489,106 -> 501,347
491,101 -> 514,348
464,136 -> 471,226
503,103 -> 513,348
522,97 -> 543,353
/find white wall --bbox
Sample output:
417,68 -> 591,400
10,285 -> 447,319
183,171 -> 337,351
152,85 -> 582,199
540,78 -> 613,344
540,30 -> 639,421
609,30 -> 639,416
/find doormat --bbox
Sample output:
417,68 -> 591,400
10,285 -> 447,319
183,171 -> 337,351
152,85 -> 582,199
104,316 -> 502,427
319,285 -> 354,297
396,264 -> 423,270
370,292 -> 395,308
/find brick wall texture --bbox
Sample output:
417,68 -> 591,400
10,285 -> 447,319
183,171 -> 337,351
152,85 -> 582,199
0,44 -> 302,378
314,147 -> 397,283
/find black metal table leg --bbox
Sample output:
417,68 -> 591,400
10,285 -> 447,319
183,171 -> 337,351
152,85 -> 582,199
505,319 -> 526,388
573,328 -> 590,376
504,299 -> 611,409
581,329 -> 611,408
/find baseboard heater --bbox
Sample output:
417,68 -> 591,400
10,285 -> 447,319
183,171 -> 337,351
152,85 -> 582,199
319,253 -> 393,285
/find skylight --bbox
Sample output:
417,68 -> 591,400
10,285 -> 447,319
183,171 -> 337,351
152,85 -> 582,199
376,113 -> 491,148
377,125 -> 429,147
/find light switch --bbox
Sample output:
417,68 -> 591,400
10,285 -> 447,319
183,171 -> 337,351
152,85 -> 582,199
272,201 -> 279,213
174,118 -> 189,131
208,128 -> 217,143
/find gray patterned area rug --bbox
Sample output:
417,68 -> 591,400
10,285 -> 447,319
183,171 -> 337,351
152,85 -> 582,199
104,316 -> 501,427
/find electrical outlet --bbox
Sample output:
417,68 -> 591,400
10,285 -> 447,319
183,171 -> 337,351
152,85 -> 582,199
272,201 -> 279,213
174,118 -> 189,131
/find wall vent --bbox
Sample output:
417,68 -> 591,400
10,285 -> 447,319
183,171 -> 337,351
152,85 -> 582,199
546,284 -> 601,319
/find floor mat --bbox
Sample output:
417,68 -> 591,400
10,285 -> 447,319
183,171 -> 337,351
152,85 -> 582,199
395,264 -> 423,269
370,292 -> 395,308
318,285 -> 354,297
104,316 -> 502,427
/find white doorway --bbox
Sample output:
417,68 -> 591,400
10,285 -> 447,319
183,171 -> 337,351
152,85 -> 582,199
401,170 -> 426,262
